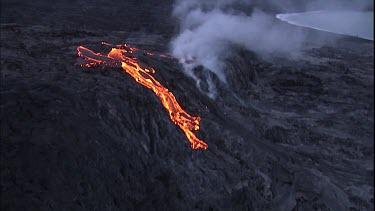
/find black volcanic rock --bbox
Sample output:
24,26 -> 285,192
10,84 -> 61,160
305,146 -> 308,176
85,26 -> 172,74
1,1 -> 374,211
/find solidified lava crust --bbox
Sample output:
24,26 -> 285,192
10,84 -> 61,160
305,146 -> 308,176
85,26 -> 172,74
1,0 -> 374,210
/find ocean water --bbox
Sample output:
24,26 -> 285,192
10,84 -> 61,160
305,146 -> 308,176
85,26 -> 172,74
276,10 -> 374,41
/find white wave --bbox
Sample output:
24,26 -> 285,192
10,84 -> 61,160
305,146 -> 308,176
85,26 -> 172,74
276,10 -> 374,41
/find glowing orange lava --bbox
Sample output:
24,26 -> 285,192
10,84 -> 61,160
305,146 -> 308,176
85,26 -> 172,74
77,43 -> 208,150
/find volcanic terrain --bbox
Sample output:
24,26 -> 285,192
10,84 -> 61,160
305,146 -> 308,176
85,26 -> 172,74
1,0 -> 374,210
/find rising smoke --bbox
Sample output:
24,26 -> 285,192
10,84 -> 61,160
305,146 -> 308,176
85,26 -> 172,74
170,0 -> 373,98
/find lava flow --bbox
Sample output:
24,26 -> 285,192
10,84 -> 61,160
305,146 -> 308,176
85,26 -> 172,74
77,43 -> 208,150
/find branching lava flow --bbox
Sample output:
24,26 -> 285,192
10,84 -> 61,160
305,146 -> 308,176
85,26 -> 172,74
77,43 -> 208,150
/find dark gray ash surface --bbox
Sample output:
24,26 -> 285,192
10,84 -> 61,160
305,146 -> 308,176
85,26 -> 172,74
1,0 -> 374,210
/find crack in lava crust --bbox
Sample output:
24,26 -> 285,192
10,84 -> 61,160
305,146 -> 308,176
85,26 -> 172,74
77,44 -> 208,150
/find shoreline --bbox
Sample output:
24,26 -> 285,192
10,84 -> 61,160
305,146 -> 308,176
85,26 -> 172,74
276,11 -> 374,41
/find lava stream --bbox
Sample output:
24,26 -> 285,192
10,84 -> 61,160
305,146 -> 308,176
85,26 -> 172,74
77,44 -> 208,150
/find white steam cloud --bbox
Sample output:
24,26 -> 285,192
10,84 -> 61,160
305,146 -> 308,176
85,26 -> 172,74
170,0 -> 373,98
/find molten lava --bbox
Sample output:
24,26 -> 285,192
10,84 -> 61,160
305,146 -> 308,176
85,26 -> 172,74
77,43 -> 208,150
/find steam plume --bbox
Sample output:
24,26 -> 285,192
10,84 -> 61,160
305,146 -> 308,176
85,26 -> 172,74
170,0 -> 373,98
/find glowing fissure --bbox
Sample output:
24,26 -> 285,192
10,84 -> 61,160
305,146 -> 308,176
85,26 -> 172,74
77,43 -> 208,150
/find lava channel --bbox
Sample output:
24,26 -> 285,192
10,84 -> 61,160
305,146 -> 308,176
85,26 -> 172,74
77,44 -> 208,150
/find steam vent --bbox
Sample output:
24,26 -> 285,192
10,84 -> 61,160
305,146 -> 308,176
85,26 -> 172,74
1,0 -> 374,210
